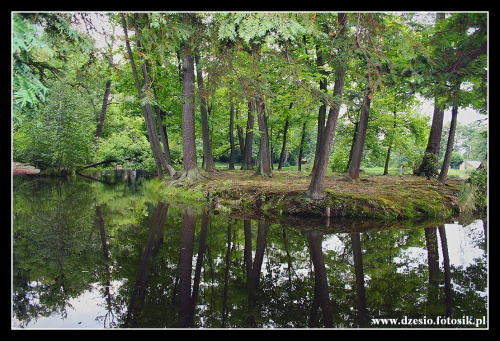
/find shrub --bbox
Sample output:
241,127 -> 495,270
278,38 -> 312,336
458,166 -> 487,215
329,150 -> 349,173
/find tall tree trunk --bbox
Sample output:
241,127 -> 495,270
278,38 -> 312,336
228,103 -> 236,170
310,45 -> 329,175
270,126 -> 274,171
134,16 -> 176,177
177,13 -> 203,183
254,98 -> 272,177
415,13 -> 446,178
144,75 -> 176,175
298,120 -> 307,172
383,143 -> 392,176
95,79 -> 111,140
383,112 -> 397,175
149,76 -> 176,175
157,109 -> 175,171
305,13 -> 348,199
236,120 -> 245,157
348,86 -> 372,181
425,103 -> 444,155
120,13 -> 164,179
345,120 -> 359,173
241,100 -> 255,170
415,103 -> 445,177
438,104 -> 458,184
278,110 -> 291,170
194,50 -> 216,172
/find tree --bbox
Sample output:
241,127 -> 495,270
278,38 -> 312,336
95,18 -> 117,141
194,40 -> 216,172
437,13 -> 487,184
12,13 -> 89,119
305,13 -> 348,199
176,13 -> 204,183
347,82 -> 373,180
415,13 -> 487,180
415,13 -> 447,178
120,13 -> 176,179
13,13 -> 104,172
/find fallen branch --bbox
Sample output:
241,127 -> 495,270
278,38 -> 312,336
76,159 -> 117,171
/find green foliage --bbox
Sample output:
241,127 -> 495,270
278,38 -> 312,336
330,146 -> 350,173
458,165 -> 487,215
450,152 -> 464,169
13,78 -> 96,170
12,11 -> 487,193
12,14 -> 52,114
96,132 -> 154,171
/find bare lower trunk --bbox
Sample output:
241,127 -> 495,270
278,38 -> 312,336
383,143 -> 392,175
254,99 -> 272,177
438,104 -> 458,184
415,103 -> 444,177
149,73 -> 176,175
195,50 -> 216,172
310,45 -> 329,176
278,114 -> 290,170
237,122 -> 245,157
176,13 -> 203,183
228,103 -> 236,170
298,121 -> 307,172
348,87 -> 372,181
346,120 -> 359,173
241,100 -> 255,170
95,79 -> 111,140
383,112 -> 397,175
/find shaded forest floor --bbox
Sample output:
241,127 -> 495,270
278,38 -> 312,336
170,169 -> 463,223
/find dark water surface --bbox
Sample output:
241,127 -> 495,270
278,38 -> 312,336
12,172 -> 488,329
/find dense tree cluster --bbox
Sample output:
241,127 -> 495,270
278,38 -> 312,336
12,12 -> 487,197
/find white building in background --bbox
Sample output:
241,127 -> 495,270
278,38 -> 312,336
458,160 -> 481,170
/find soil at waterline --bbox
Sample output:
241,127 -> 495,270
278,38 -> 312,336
181,169 -> 463,222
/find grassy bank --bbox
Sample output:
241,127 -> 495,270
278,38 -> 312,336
153,168 -> 466,222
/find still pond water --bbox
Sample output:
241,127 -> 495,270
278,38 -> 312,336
12,170 -> 488,329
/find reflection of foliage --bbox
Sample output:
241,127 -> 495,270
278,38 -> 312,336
13,177 -> 487,328
13,177 -> 103,327
450,261 -> 487,319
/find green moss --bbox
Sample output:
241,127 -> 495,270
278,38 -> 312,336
146,172 -> 462,222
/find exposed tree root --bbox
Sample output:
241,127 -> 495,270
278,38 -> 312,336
169,167 -> 205,186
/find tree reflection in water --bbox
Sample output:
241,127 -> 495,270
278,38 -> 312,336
12,177 -> 487,329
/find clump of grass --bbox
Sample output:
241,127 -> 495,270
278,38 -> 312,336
146,177 -> 208,204
458,166 -> 487,215
458,182 -> 479,215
